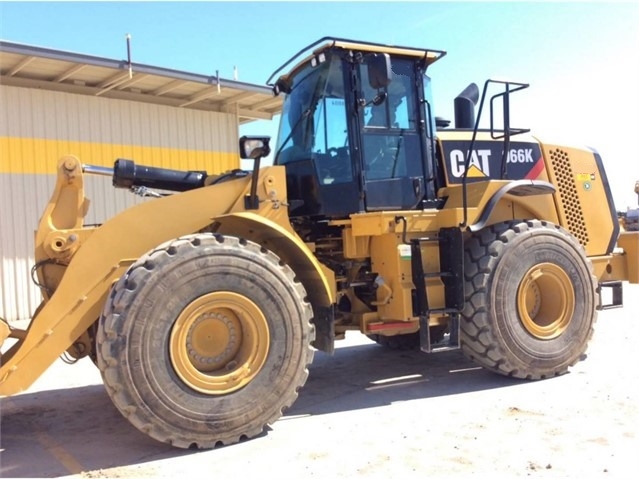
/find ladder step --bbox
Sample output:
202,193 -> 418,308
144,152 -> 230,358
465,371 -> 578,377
415,236 -> 439,243
419,314 -> 460,353
423,271 -> 454,279
428,307 -> 461,315
598,281 -> 623,310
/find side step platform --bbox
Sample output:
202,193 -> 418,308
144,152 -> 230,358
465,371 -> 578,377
419,314 -> 460,353
411,227 -> 465,353
597,280 -> 623,310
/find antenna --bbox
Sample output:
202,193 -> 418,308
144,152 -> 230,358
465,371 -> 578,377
126,33 -> 132,79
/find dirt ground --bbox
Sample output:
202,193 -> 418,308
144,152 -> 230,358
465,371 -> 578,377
1,283 -> 638,479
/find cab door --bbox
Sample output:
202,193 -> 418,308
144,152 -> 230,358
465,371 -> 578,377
359,57 -> 427,211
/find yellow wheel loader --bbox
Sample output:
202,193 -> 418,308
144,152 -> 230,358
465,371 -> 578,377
1,38 -> 637,448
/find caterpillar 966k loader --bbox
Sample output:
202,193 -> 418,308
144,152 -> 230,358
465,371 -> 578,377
1,38 -> 637,448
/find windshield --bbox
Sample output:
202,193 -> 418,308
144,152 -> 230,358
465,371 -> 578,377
274,54 -> 352,184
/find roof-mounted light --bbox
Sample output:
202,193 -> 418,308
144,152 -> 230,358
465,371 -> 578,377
310,52 -> 326,68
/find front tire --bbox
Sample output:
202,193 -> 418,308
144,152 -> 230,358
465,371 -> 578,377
97,234 -> 314,448
461,220 -> 596,379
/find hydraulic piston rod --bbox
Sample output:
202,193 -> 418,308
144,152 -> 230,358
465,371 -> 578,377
82,164 -> 114,177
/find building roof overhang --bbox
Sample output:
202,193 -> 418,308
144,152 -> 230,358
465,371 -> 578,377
0,40 -> 282,124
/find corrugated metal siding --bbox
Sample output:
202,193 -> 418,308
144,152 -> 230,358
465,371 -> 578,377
1,85 -> 239,173
0,173 -> 149,321
1,173 -> 54,321
0,85 -> 241,322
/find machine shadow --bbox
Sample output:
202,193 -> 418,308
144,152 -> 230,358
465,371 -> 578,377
0,339 -> 522,478
287,338 -> 517,417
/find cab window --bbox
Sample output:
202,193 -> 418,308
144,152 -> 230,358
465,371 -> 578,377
360,58 -> 421,180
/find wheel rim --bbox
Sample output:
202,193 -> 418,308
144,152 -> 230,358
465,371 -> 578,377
517,262 -> 575,340
169,291 -> 269,395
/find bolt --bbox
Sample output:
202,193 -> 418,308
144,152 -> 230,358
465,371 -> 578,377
63,159 -> 76,171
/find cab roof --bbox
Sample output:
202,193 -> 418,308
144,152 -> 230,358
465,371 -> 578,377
267,36 -> 447,86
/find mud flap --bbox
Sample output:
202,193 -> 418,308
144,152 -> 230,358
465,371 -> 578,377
312,305 -> 335,354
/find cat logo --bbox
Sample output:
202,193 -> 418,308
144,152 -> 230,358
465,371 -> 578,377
449,149 -> 491,178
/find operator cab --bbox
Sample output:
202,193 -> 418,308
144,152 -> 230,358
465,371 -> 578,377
269,38 -> 446,218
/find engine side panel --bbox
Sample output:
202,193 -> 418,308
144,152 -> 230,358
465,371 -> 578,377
537,141 -> 619,256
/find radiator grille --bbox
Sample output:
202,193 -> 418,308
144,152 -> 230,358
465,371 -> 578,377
549,148 -> 589,246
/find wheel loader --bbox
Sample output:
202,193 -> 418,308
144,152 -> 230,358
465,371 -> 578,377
1,37 -> 637,449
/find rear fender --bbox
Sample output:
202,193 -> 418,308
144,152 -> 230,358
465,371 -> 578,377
469,180 -> 557,232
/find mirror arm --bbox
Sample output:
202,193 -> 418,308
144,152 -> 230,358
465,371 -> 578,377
244,155 -> 262,210
359,91 -> 387,109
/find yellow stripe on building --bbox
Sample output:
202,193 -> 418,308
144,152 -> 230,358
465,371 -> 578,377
0,137 -> 240,175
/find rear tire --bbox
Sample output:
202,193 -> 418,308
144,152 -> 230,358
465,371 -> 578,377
460,220 -> 596,379
97,234 -> 314,448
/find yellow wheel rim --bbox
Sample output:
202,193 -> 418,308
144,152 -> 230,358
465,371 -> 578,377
169,291 -> 269,395
517,263 -> 575,340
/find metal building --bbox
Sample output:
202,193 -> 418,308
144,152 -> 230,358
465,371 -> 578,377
0,41 -> 282,322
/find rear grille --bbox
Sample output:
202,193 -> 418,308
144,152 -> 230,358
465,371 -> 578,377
549,148 -> 589,246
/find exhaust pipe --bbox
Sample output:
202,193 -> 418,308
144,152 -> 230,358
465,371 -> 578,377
454,83 -> 479,129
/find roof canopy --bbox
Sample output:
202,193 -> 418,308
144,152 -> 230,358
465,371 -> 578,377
0,41 -> 282,124
267,36 -> 447,86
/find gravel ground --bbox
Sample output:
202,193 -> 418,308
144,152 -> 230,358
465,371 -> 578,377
1,283 -> 637,479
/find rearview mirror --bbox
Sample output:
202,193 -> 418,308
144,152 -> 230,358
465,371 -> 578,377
239,136 -> 271,159
366,53 -> 392,89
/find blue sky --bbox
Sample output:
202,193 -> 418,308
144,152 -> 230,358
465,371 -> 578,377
1,1 -> 638,208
